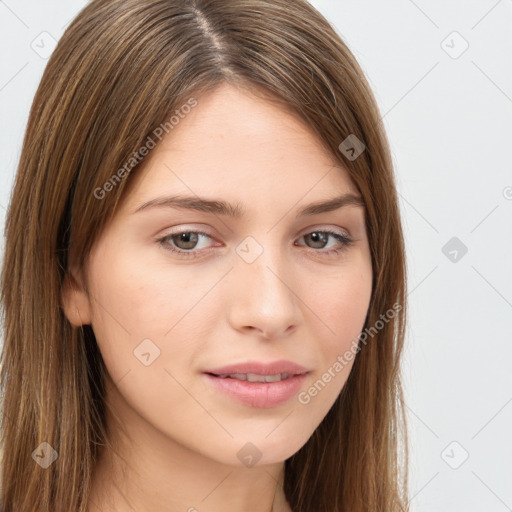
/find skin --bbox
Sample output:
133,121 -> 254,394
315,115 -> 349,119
62,82 -> 373,512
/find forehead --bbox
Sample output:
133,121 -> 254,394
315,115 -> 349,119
120,83 -> 360,212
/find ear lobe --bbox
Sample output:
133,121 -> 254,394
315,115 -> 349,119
61,267 -> 92,326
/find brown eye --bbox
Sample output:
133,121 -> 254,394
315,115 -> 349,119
158,230 -> 215,259
303,231 -> 330,249
169,232 -> 200,250
298,230 -> 353,255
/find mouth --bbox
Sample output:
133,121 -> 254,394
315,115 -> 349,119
206,372 -> 300,382
204,360 -> 309,378
202,361 -> 311,408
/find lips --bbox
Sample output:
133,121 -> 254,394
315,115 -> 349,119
203,360 -> 311,408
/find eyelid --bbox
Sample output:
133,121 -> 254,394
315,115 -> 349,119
156,225 -> 218,242
299,224 -> 351,238
157,224 -> 351,242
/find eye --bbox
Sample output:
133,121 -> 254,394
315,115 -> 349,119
157,228 -> 353,259
296,229 -> 353,257
158,230 -> 216,259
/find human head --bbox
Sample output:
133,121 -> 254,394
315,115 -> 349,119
0,1 -> 408,511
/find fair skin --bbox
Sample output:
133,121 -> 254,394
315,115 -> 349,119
62,83 -> 373,512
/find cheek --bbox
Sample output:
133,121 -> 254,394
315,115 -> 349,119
85,242 -> 217,379
295,269 -> 371,417
84,241 -> 157,365
308,265 -> 372,348
87,239 -> 189,332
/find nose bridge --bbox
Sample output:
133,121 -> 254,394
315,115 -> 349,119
229,233 -> 300,336
235,234 -> 288,290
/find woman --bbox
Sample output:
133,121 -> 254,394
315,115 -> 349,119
0,1 -> 409,511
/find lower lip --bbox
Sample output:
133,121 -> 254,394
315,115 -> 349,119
204,373 -> 308,408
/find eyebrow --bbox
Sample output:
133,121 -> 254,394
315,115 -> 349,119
132,193 -> 365,218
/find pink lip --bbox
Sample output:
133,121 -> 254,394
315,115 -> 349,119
203,360 -> 310,408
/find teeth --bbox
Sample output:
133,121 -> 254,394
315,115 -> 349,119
222,373 -> 291,382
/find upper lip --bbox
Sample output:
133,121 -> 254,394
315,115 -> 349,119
204,360 -> 310,376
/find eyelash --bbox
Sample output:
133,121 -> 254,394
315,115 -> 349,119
157,229 -> 354,259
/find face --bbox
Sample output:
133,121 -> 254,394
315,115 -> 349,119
63,83 -> 373,467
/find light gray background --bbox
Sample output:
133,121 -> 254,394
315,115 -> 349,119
1,1 -> 511,510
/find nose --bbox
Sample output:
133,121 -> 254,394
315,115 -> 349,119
226,240 -> 301,340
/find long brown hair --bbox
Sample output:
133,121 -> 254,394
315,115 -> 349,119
0,1 -> 409,510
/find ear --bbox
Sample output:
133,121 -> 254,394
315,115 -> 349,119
61,265 -> 92,327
